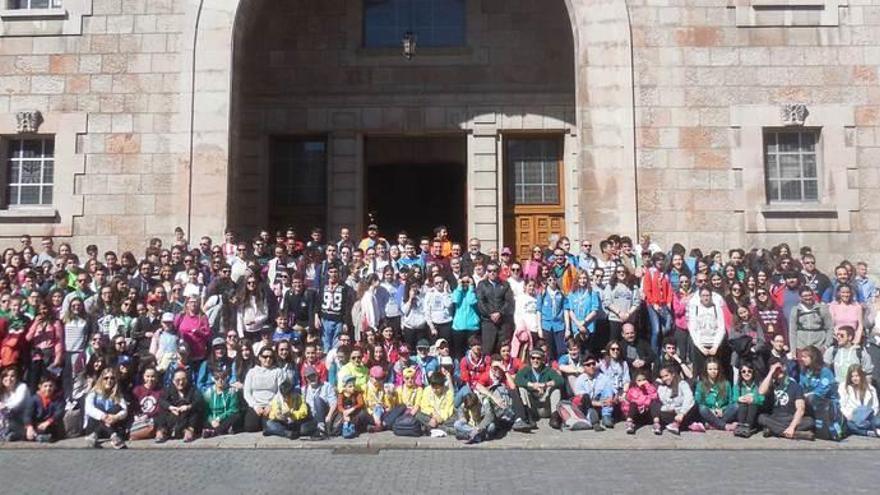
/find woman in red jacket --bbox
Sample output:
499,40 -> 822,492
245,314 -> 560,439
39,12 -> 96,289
643,253 -> 673,354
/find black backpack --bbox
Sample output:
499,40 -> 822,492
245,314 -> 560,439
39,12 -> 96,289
392,414 -> 423,437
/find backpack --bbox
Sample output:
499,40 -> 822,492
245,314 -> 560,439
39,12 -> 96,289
812,397 -> 846,442
392,414 -> 423,437
341,421 -> 358,439
556,400 -> 591,431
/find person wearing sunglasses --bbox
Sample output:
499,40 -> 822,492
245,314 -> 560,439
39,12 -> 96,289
514,349 -> 563,428
572,352 -> 616,430
242,348 -> 285,432
475,262 -> 514,355
83,368 -> 128,449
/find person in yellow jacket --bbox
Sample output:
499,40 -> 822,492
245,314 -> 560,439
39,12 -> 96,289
363,366 -> 398,431
263,381 -> 310,439
396,367 -> 423,413
337,347 -> 369,392
414,371 -> 455,433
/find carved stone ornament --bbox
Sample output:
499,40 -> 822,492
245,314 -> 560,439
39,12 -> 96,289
15,110 -> 43,134
780,104 -> 809,126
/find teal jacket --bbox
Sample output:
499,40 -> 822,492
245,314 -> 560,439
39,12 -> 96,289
731,381 -> 765,407
694,380 -> 732,409
451,285 -> 480,331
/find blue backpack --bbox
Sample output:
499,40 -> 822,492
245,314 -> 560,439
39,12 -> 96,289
812,397 -> 846,441
342,421 -> 358,439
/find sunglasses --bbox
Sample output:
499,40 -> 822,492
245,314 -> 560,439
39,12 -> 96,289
584,362 -> 597,367
260,354 -> 273,359
609,347 -> 620,351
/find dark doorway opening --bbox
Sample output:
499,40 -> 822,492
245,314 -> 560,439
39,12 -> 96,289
365,136 -> 467,241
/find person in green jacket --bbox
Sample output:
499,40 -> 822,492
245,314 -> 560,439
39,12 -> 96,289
514,349 -> 564,425
451,276 -> 480,360
732,361 -> 766,438
202,369 -> 241,438
694,357 -> 736,431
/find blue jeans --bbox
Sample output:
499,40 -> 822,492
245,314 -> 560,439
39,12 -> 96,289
847,406 -> 880,436
647,305 -> 672,353
321,319 -> 343,351
546,330 -> 567,361
698,404 -> 738,429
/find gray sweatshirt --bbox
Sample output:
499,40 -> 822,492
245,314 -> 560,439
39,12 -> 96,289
657,380 -> 694,415
243,366 -> 285,409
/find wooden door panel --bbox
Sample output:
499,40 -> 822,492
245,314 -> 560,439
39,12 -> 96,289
511,213 -> 564,262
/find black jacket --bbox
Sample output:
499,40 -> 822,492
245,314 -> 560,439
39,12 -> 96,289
476,279 -> 514,321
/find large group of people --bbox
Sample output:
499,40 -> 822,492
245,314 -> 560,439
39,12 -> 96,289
0,225 -> 879,448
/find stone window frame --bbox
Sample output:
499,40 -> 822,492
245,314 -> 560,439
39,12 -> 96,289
0,112 -> 85,237
0,0 -> 91,37
730,104 -> 858,233
727,0 -> 847,27
4,135 -> 56,207
762,128 -> 821,204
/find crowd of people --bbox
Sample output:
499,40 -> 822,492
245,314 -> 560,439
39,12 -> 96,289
0,224 -> 879,448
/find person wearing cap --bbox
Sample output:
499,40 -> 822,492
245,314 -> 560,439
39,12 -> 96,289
413,339 -> 438,382
396,366 -> 423,412
196,337 -> 233,391
514,348 -> 564,424
363,365 -> 397,431
303,364 -> 336,439
573,352 -> 616,430
264,379 -> 309,440
335,375 -> 367,437
476,261 -> 515,355
415,371 -> 455,433
390,344 -> 420,386
150,312 -> 180,372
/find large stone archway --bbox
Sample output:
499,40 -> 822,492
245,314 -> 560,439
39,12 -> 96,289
175,0 -> 637,245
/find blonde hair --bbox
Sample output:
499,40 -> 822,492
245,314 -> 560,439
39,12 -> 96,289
91,367 -> 122,402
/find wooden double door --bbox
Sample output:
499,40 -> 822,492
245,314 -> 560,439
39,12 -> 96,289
504,137 -> 566,262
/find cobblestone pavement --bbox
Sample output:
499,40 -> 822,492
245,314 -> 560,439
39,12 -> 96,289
0,449 -> 877,494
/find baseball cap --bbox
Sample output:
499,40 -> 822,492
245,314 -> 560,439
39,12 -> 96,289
501,247 -> 512,255
416,339 -> 431,350
369,365 -> 386,379
530,349 -> 545,359
303,366 -> 318,378
367,223 -> 379,231
439,356 -> 453,367
161,312 -> 174,323
211,337 -> 225,348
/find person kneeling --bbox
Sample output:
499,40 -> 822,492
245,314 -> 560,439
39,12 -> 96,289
757,358 -> 814,440
263,380 -> 309,440
156,369 -> 203,443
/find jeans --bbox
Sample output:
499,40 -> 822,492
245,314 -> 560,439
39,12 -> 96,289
577,392 -> 615,420
263,419 -> 305,438
698,404 -> 738,429
321,319 -> 343,352
647,305 -> 672,354
847,405 -> 880,436
545,330 -> 567,361
736,403 -> 760,427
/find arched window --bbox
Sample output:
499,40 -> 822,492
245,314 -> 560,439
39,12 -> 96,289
363,0 -> 466,48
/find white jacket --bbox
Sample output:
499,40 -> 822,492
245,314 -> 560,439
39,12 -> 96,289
688,302 -> 726,349
838,383 -> 880,420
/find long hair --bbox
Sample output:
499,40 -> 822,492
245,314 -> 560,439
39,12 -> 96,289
91,367 -> 122,402
698,357 -> 729,403
660,364 -> 682,398
800,345 -> 825,375
846,364 -> 869,402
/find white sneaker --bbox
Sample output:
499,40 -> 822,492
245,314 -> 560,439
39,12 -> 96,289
85,432 -> 99,448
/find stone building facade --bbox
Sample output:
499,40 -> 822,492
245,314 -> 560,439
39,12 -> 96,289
0,0 -> 877,268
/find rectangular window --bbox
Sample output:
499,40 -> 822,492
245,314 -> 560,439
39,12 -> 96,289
763,129 -> 820,203
364,0 -> 466,48
6,137 -> 54,207
269,137 -> 327,231
8,0 -> 62,9
507,138 -> 561,206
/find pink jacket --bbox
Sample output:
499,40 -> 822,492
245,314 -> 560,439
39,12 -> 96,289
25,317 -> 63,366
672,292 -> 690,330
175,313 -> 211,361
622,382 -> 658,417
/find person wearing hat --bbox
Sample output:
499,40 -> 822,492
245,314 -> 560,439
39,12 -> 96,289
476,261 -> 515,355
303,364 -> 336,439
395,366 -> 423,412
514,348 -> 564,425
201,369 -> 241,439
390,344 -> 420,386
363,365 -> 397,432
335,375 -> 366,437
196,337 -> 233,392
413,339 -> 438,383
150,312 -> 180,372
415,371 -> 455,433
